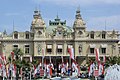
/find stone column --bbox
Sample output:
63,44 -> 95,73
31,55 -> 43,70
34,42 -> 37,56
53,41 -> 56,56
74,42 -> 78,57
64,41 -> 67,55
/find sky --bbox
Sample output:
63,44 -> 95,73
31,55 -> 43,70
0,0 -> 120,34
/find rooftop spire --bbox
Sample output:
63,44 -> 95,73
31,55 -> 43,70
77,5 -> 80,12
75,6 -> 82,19
55,14 -> 60,21
3,29 -> 7,35
33,9 -> 42,19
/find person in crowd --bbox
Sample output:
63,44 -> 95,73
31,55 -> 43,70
61,62 -> 66,76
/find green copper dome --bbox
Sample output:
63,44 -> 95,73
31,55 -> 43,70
46,16 -> 72,33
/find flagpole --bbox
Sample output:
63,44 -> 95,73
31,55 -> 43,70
20,67 -> 22,80
95,48 -> 99,80
30,55 -> 32,80
42,48 -> 44,69
50,56 -> 51,63
11,52 -> 12,80
30,69 -> 31,80
69,56 -> 71,76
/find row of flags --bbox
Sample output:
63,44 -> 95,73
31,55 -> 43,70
68,46 -> 106,62
0,47 -> 106,77
88,48 -> 106,77
0,51 -> 16,78
0,51 -> 14,65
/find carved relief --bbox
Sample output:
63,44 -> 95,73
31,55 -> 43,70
37,44 -> 42,55
52,25 -> 68,37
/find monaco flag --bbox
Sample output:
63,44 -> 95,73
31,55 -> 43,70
95,48 -> 100,62
0,55 -> 6,64
68,47 -> 74,60
11,51 -> 14,59
30,56 -> 32,62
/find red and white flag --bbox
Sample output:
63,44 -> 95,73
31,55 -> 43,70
30,56 -> 32,62
3,56 -> 6,64
20,67 -> 22,76
13,64 -> 16,77
11,51 -> 14,59
68,47 -> 74,60
98,62 -> 104,76
33,66 -> 37,77
88,62 -> 95,77
95,48 -> 100,62
0,55 -> 6,64
0,63 -> 2,69
103,56 -> 106,63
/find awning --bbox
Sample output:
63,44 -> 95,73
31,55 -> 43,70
57,45 -> 62,48
101,44 -> 107,48
89,44 -> 96,48
47,45 -> 52,48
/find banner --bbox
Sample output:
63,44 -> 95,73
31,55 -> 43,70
68,47 -> 74,60
95,48 -> 100,62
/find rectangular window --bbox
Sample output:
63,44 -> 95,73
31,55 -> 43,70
47,45 -> 52,54
90,48 -> 94,54
57,49 -> 62,53
101,48 -> 106,54
25,45 -> 29,54
14,34 -> 18,39
26,34 -> 29,39
47,49 -> 52,53
13,45 -> 18,50
57,45 -> 62,53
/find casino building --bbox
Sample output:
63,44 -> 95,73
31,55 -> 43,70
0,8 -> 119,65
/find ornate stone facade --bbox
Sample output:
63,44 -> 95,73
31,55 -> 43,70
0,9 -> 119,64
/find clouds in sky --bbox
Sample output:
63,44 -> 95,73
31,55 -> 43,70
0,0 -> 119,33
87,15 -> 120,31
33,0 -> 120,32
33,0 -> 120,6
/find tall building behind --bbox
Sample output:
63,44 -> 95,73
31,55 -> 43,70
0,8 -> 119,64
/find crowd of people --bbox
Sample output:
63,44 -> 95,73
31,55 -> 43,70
0,62 -> 17,79
0,59 -> 106,79
33,59 -> 80,78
